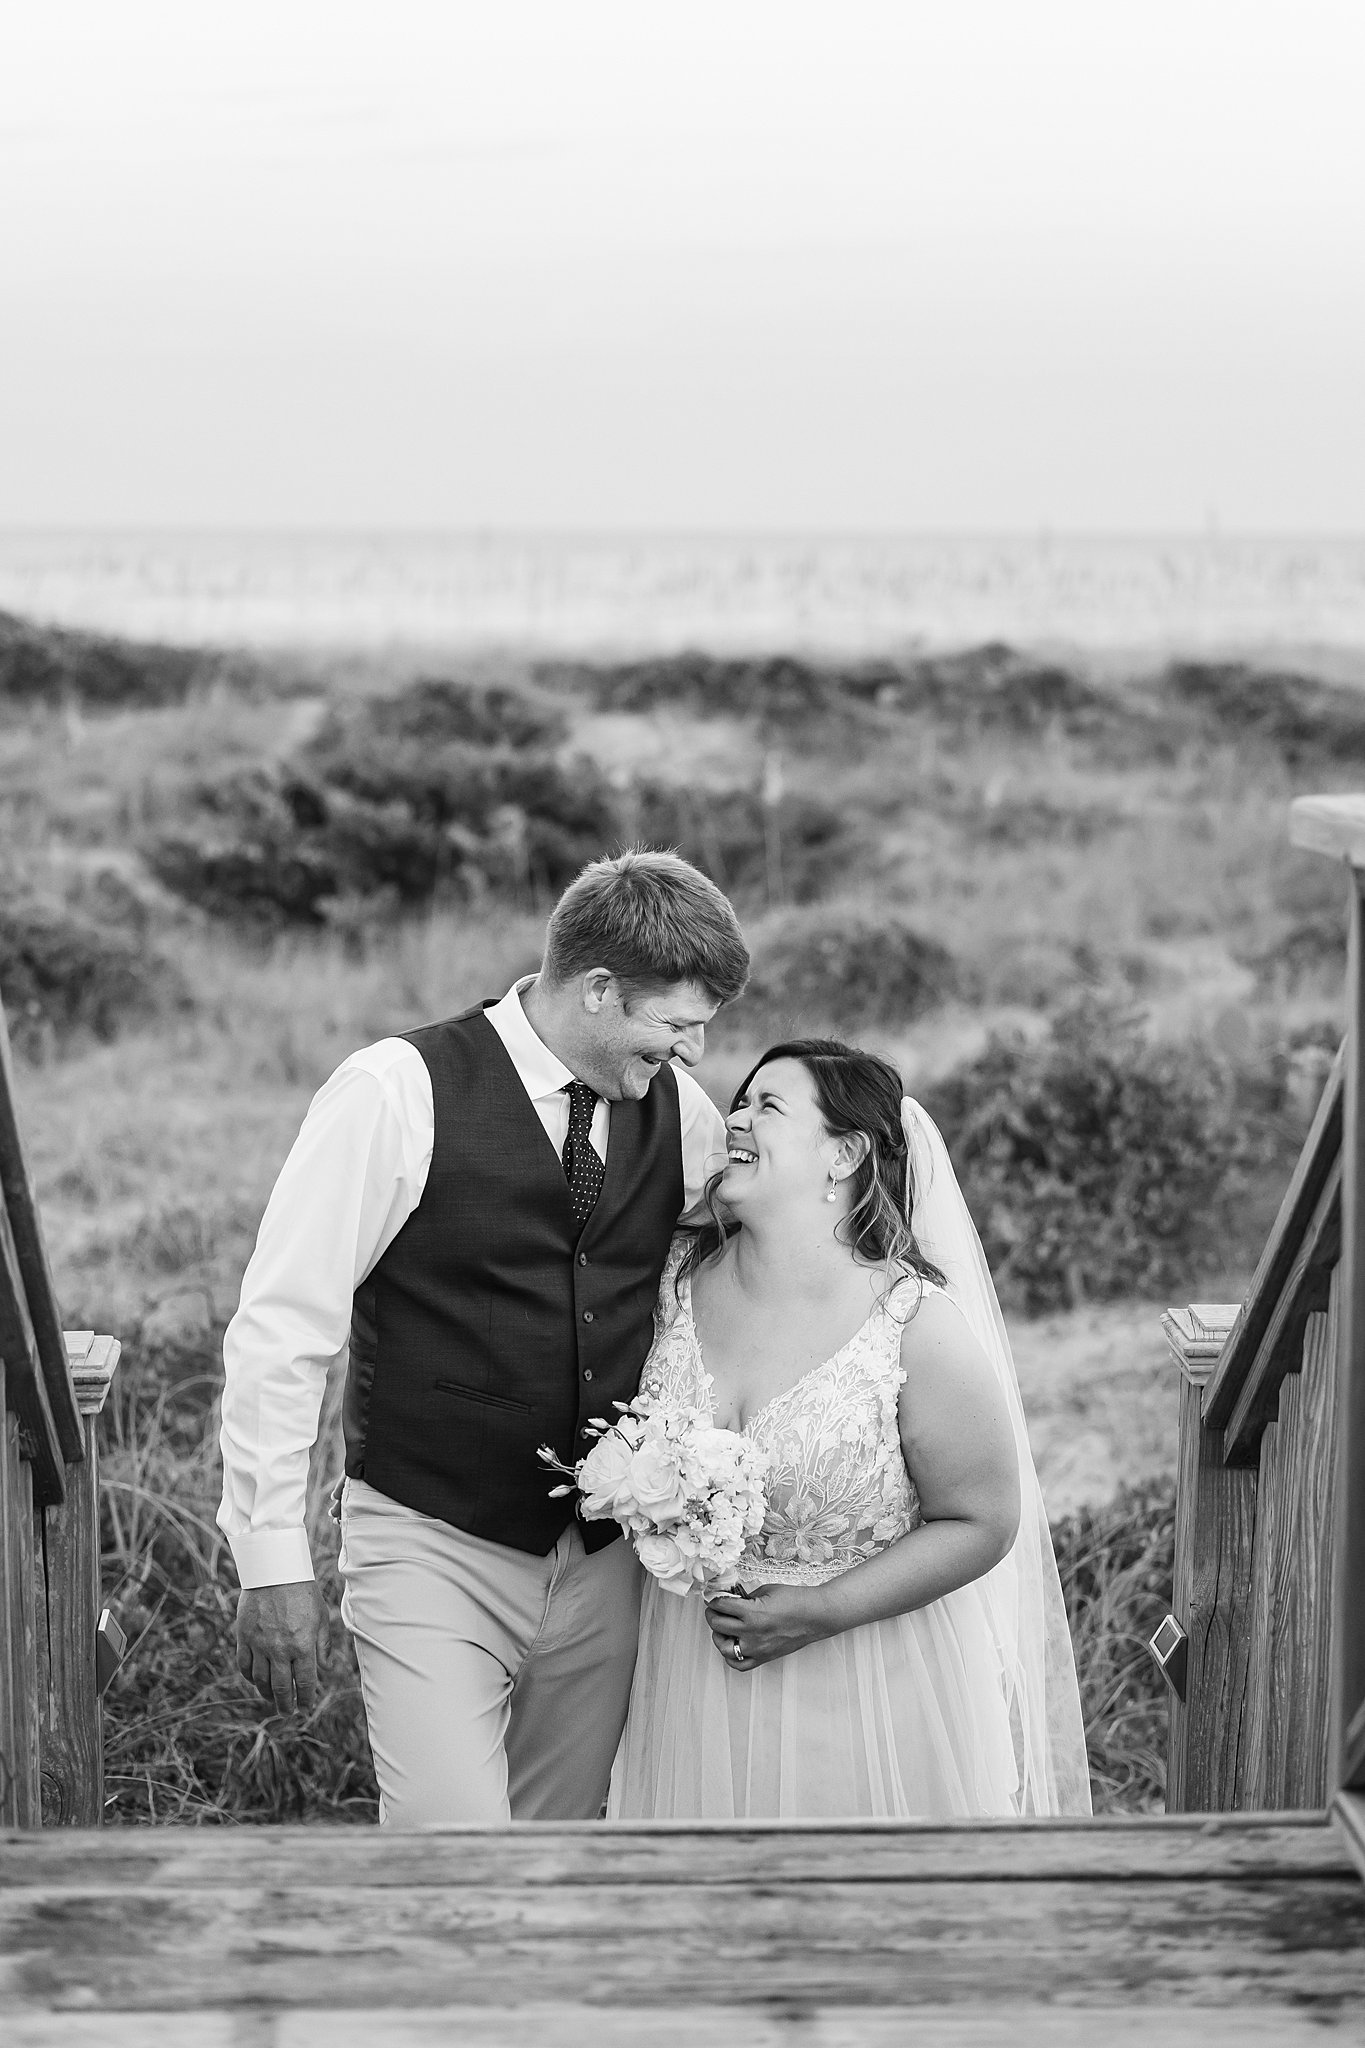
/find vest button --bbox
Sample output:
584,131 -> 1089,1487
582,1309 -> 595,1324
583,1368 -> 594,1381
578,1253 -> 589,1266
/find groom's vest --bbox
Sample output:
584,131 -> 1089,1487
343,1003 -> 684,1555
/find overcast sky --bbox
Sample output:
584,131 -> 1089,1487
2,0 -> 1363,531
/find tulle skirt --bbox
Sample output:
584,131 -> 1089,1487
608,1571 -> 1023,1821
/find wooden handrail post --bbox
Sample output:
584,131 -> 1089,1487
1161,1304 -> 1255,1810
37,1334 -> 120,1826
1290,797 -> 1365,1815
0,1355 -> 40,1827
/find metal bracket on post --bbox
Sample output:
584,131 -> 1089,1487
1150,1614 -> 1189,1701
95,1607 -> 126,1698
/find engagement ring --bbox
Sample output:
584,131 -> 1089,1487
733,1644 -> 745,1663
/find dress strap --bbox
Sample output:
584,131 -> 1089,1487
883,1270 -> 938,1327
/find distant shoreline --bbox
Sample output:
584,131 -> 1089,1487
2,529 -> 1364,669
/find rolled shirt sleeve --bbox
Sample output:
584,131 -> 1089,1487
217,1041 -> 434,1588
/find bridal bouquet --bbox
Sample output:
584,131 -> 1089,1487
539,1396 -> 769,1597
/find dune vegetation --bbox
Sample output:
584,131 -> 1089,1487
1,605 -> 1356,1819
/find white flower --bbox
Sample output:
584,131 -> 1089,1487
625,1441 -> 689,1522
546,1396 -> 772,1597
577,1424 -> 644,1520
635,1531 -> 692,1594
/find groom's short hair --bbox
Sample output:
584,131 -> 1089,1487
543,849 -> 749,1007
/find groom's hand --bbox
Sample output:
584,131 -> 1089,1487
705,1584 -> 829,1670
235,1580 -> 329,1716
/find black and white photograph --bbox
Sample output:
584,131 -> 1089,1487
2,2 -> 1365,2038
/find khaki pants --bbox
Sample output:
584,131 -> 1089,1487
338,1477 -> 642,1827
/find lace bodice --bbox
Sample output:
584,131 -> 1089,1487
640,1247 -> 925,1588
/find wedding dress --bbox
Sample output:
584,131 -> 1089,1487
608,1100 -> 1092,1822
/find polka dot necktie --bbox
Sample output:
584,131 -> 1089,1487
562,1081 -> 604,1231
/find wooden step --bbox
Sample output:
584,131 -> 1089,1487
3,1814 -> 1363,2044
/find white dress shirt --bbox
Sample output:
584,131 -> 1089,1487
217,981 -> 729,1588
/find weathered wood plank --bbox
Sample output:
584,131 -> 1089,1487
273,2015 -> 1365,2048
0,1362 -> 19,1830
0,1199 -> 64,1509
1238,1291 -> 1340,1810
1267,1289 -> 1338,1806
3,1873 -> 1364,2012
1168,1370 -> 1258,1810
0,1815 -> 1353,1889
7,2011 -> 1364,2048
0,1004 -> 81,1467
1237,1402 -> 1281,1809
0,1406 -> 39,1827
1338,866 -> 1365,1790
36,1409 -> 103,1825
8,2023 -> 242,2048
35,1335 -> 121,1828
1204,1039 -> 1342,1434
1165,1371 -> 1201,1806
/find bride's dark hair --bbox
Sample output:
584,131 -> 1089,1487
677,1037 -> 947,1295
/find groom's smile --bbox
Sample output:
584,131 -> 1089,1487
582,978 -> 720,1102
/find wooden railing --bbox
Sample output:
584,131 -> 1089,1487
0,1000 -> 121,1827
1158,795 -> 1365,1864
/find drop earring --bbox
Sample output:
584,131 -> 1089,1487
825,1172 -> 839,1203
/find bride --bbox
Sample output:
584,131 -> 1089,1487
608,1038 -> 1091,1820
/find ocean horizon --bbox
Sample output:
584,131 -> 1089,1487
2,528 -> 1365,665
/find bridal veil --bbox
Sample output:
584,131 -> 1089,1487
902,1096 -> 1092,1816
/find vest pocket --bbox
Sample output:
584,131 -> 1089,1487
433,1378 -> 531,1415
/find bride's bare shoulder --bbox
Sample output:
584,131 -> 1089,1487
896,1286 -> 992,1380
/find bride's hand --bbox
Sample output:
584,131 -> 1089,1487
704,1584 -> 828,1671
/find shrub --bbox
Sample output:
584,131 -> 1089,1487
0,891 -> 186,1054
850,642 -> 1131,739
145,660 -> 847,926
546,651 -> 845,724
0,609 -> 239,709
543,643 -> 1135,745
1159,660 -> 1365,762
743,903 -> 958,1029
626,780 -> 846,902
922,997 -> 1295,1313
145,749 -> 622,927
306,674 -> 569,755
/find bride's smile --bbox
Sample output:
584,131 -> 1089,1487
719,1062 -> 860,1212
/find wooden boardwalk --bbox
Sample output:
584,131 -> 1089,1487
3,1813 -> 1365,2044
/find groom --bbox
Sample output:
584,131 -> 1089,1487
218,849 -> 748,1824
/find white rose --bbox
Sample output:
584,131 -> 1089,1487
635,1531 -> 692,1594
627,1443 -> 688,1523
577,1430 -> 640,1519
